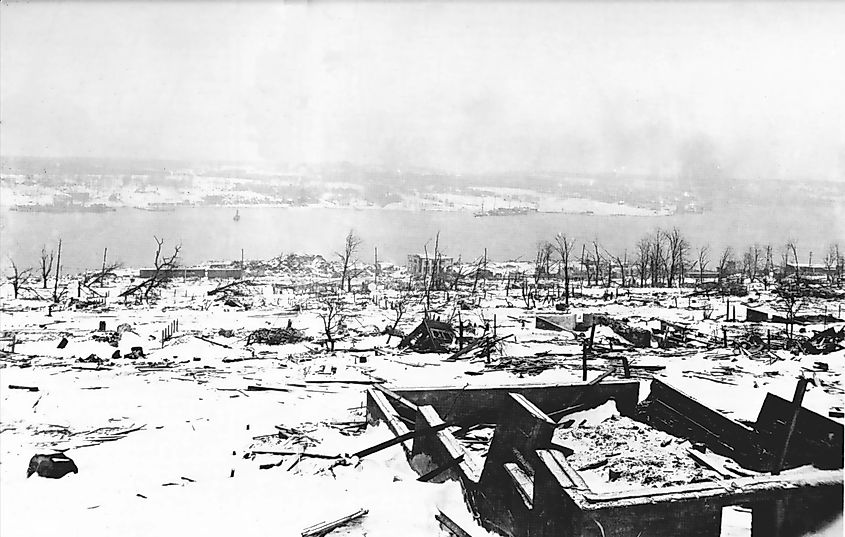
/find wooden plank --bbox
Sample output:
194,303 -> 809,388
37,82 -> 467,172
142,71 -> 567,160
417,454 -> 465,482
373,384 -> 419,412
301,508 -> 368,537
435,509 -> 475,537
352,422 -> 452,459
504,462 -> 534,509
772,378 -> 808,475
686,448 -> 737,479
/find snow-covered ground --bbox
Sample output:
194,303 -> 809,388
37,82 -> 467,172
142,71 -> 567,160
1,266 -> 842,536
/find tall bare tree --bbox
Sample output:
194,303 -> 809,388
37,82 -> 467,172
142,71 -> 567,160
534,241 -> 553,286
52,238 -> 63,302
337,229 -> 361,292
648,232 -> 665,286
6,259 -> 33,299
696,245 -> 710,286
553,233 -> 575,307
635,237 -> 650,287
664,227 -> 689,287
742,244 -> 762,281
716,246 -> 733,286
39,246 -> 54,289
385,293 -> 410,344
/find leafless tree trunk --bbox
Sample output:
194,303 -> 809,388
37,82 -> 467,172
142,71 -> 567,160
553,233 -> 575,307
636,237 -> 650,287
319,297 -> 344,351
664,227 -> 689,287
776,282 -> 808,343
592,240 -> 603,287
717,246 -> 733,287
337,229 -> 362,292
696,245 -> 710,286
6,259 -> 33,299
39,246 -> 54,289
53,238 -> 63,302
742,244 -> 762,281
534,241 -> 552,286
386,294 -> 409,344
649,232 -> 665,287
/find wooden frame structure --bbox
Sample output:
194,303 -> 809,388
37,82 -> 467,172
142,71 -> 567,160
366,379 -> 843,537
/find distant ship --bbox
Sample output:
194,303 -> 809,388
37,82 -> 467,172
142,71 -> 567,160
233,209 -> 241,222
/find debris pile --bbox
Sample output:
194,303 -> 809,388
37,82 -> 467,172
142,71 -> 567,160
593,314 -> 652,348
554,412 -> 722,490
801,327 -> 845,355
246,327 -> 309,346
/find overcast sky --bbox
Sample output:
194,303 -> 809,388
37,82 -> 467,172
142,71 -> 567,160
2,2 -> 844,180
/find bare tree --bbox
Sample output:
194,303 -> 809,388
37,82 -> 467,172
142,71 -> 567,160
6,258 -> 33,299
696,245 -> 710,286
592,240 -> 603,287
635,237 -> 650,287
449,260 -> 471,291
53,238 -> 63,302
742,244 -> 762,281
337,229 -> 362,293
318,297 -> 344,351
82,261 -> 123,289
39,246 -> 54,289
717,246 -> 733,286
423,231 -> 444,313
553,233 -> 575,307
775,282 -> 808,343
664,227 -> 689,287
823,243 -> 842,285
119,237 -> 181,300
385,293 -> 410,344
534,241 -> 553,286
648,232 -> 665,287
580,243 -> 592,287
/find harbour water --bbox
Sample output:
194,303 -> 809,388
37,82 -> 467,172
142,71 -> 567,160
1,204 -> 841,274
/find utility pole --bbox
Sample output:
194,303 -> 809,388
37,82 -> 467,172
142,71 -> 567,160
240,248 -> 244,279
374,246 -> 379,289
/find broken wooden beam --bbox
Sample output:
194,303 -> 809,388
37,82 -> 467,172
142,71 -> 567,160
301,508 -> 368,537
352,422 -> 452,459
246,385 -> 290,393
250,449 -> 341,460
8,384 -> 39,392
373,384 -> 419,412
435,508 -> 475,537
417,454 -> 465,482
772,377 -> 809,475
194,335 -> 231,349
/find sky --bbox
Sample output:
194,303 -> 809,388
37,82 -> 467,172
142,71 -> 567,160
1,1 -> 844,181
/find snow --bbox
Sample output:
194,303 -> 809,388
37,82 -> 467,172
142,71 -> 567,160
1,264 -> 842,536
